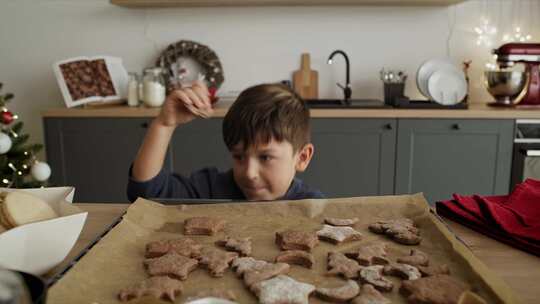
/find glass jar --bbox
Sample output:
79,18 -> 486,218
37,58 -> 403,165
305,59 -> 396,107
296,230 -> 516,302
127,72 -> 140,107
142,67 -> 166,107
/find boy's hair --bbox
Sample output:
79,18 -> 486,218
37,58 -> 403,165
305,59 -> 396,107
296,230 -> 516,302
222,83 -> 310,153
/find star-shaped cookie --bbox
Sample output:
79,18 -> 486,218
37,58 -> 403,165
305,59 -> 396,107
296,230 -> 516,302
252,275 -> 315,304
215,236 -> 252,256
143,252 -> 198,280
346,243 -> 389,266
317,224 -> 363,244
198,247 -> 238,277
118,276 -> 183,302
145,238 -> 202,258
326,252 -> 362,279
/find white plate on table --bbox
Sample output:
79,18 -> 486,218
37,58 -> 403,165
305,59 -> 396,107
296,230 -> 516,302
416,59 -> 460,99
427,68 -> 467,105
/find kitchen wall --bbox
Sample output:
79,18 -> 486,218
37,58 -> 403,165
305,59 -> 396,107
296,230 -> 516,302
0,0 -> 539,159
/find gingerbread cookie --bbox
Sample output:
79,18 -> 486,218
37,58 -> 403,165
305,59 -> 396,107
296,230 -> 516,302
244,262 -> 290,288
358,265 -> 393,292
418,264 -> 451,277
351,284 -> 391,304
275,230 -> 319,252
143,252 -> 198,280
324,217 -> 359,226
231,257 -> 270,277
145,238 -> 202,258
316,224 -> 363,244
316,280 -> 360,302
275,250 -> 314,269
397,249 -> 429,267
215,236 -> 252,256
184,217 -> 226,235
383,263 -> 421,280
118,276 -> 183,302
326,252 -> 362,279
400,274 -> 469,304
346,243 -> 389,266
198,247 -> 238,277
369,218 -> 421,245
252,275 -> 315,304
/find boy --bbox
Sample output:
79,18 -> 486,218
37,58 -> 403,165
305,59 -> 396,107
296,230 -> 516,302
127,81 -> 324,202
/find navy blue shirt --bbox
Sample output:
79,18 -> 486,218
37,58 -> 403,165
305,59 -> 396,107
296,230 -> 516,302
127,166 -> 325,202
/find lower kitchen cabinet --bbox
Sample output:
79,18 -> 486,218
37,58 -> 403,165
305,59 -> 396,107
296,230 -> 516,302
299,119 -> 396,198
394,119 -> 514,204
44,118 -> 155,202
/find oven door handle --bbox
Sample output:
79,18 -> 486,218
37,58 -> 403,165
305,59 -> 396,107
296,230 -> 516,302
524,150 -> 540,157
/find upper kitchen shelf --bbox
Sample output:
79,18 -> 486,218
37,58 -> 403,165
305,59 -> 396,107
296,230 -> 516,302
110,0 -> 466,7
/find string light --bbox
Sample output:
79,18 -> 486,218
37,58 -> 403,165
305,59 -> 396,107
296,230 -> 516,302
7,163 -> 16,172
475,18 -> 497,47
2,179 -> 9,184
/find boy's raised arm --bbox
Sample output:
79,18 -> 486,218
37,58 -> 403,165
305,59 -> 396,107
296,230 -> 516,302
131,81 -> 213,182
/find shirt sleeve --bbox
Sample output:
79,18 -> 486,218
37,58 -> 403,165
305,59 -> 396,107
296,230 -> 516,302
126,165 -> 221,202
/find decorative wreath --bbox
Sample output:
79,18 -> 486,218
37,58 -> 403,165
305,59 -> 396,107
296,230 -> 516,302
156,40 -> 224,92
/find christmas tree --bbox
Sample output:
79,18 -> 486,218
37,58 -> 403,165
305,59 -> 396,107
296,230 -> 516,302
0,83 -> 51,188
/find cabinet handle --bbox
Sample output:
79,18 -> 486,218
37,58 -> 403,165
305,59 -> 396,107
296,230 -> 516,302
451,123 -> 460,130
141,122 -> 149,129
384,123 -> 393,130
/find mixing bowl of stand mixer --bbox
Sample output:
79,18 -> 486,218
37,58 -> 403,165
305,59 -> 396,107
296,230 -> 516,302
484,67 -> 529,106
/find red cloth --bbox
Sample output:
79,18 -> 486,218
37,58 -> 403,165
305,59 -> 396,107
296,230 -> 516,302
436,179 -> 540,256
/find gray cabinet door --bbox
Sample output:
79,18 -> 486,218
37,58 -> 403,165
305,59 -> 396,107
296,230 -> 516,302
44,118 -> 154,203
299,119 -> 397,198
170,118 -> 231,176
395,119 -> 514,204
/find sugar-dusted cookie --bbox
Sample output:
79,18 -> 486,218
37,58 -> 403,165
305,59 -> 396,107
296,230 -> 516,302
369,218 -> 421,245
215,236 -> 252,256
397,249 -> 429,267
345,243 -> 389,266
358,265 -> 393,292
418,264 -> 451,277
198,247 -> 238,277
231,257 -> 270,277
118,276 -> 183,302
244,262 -> 290,288
324,217 -> 359,226
351,284 -> 391,304
145,238 -> 202,258
275,250 -> 314,269
143,252 -> 198,280
275,230 -> 319,252
184,217 -> 226,236
400,274 -> 469,304
316,280 -> 360,302
252,275 -> 315,304
383,263 -> 421,280
326,251 -> 362,279
316,224 -> 363,244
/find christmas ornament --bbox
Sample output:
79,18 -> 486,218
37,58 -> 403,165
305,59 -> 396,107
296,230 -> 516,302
0,132 -> 12,154
1,110 -> 14,125
31,161 -> 51,182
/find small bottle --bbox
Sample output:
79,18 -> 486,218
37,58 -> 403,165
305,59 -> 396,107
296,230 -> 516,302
142,67 -> 166,107
127,72 -> 140,107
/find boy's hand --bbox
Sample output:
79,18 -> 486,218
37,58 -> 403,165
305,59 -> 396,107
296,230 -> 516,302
155,81 -> 214,127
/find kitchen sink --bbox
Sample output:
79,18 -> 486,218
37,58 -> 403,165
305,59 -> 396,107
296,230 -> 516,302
305,99 -> 390,108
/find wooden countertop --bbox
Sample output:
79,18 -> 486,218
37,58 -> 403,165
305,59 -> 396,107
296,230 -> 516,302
42,103 -> 540,119
48,203 -> 540,304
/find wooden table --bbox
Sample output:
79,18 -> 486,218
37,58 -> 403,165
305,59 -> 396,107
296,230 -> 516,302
49,203 -> 540,304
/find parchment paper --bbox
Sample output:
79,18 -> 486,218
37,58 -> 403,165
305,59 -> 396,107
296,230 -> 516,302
48,194 -> 519,304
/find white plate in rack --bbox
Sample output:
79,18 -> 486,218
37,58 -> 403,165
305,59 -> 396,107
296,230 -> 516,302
416,59 -> 460,99
427,68 -> 467,105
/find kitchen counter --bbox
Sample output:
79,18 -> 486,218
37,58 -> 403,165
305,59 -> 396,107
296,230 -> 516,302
42,103 -> 540,119
48,203 -> 540,304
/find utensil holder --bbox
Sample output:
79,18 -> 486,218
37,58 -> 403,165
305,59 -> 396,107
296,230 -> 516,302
383,83 -> 405,106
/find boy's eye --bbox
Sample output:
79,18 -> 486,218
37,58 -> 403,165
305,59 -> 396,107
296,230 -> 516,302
260,155 -> 273,162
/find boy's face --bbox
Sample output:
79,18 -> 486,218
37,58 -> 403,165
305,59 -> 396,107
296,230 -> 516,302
231,138 -> 314,201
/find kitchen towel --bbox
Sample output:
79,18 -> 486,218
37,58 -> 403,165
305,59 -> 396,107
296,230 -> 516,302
436,178 -> 540,256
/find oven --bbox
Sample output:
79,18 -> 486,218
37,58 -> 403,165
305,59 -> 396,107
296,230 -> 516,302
511,119 -> 540,189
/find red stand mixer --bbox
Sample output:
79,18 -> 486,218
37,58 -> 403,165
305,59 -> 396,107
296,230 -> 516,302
493,43 -> 540,106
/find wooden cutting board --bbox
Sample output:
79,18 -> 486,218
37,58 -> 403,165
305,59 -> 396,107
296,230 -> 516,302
293,53 -> 318,99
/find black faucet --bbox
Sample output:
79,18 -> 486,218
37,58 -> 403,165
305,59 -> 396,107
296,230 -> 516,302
327,50 -> 351,104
